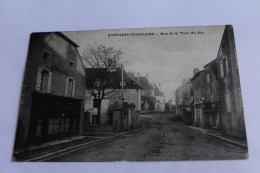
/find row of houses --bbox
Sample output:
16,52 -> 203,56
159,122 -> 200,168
175,25 -> 246,138
14,31 -> 166,149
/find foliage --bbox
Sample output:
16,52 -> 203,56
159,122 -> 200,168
82,45 -> 126,119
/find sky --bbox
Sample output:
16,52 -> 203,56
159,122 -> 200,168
63,25 -> 225,101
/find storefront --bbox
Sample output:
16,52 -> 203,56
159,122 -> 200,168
203,102 -> 219,130
28,92 -> 83,144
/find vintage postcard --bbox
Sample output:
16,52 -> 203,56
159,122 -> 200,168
13,25 -> 248,161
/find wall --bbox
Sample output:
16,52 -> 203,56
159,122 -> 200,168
192,71 -> 206,127
84,88 -> 141,125
15,32 -> 85,146
155,95 -> 165,112
217,26 -> 246,138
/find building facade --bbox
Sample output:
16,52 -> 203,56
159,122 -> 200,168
175,79 -> 193,124
190,69 -> 206,127
216,25 -> 246,138
175,26 -> 246,138
203,60 -> 221,130
133,76 -> 155,110
154,85 -> 165,112
84,68 -> 142,125
14,32 -> 86,148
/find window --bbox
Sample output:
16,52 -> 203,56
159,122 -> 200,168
65,77 -> 76,97
69,60 -> 74,69
194,90 -> 197,101
206,74 -> 210,83
93,99 -> 99,108
42,50 -> 51,62
35,67 -> 52,93
40,69 -> 49,92
220,60 -> 224,78
225,57 -> 229,74
68,78 -> 73,97
225,90 -> 232,112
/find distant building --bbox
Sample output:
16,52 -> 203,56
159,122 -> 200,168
14,32 -> 86,148
133,76 -> 155,110
175,79 -> 193,124
154,85 -> 165,112
134,76 -> 154,97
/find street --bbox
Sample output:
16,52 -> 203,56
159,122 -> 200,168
48,113 -> 248,161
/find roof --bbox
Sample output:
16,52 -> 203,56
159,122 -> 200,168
154,86 -> 164,96
133,77 -> 154,90
29,32 -> 79,48
85,67 -> 142,89
57,32 -> 79,48
190,70 -> 204,81
204,58 -> 218,78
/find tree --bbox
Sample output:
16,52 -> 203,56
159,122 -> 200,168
82,45 -> 126,124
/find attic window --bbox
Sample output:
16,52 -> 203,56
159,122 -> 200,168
69,60 -> 74,69
42,50 -> 51,62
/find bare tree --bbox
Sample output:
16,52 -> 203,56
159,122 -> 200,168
82,45 -> 126,124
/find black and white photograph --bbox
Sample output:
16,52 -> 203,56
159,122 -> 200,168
12,25 -> 248,162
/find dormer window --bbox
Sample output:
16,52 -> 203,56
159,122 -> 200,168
42,50 -> 51,63
69,60 -> 74,69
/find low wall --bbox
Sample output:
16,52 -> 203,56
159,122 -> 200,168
113,103 -> 138,132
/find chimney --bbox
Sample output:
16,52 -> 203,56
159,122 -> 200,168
193,68 -> 199,76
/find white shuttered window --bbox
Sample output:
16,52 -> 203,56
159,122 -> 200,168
220,60 -> 224,78
225,90 -> 232,112
65,77 -> 76,97
35,67 -> 52,93
225,58 -> 229,74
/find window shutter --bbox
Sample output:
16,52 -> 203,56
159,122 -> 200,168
72,79 -> 76,97
225,58 -> 229,74
35,67 -> 42,91
65,77 -> 69,96
220,60 -> 224,78
47,71 -> 52,93
225,90 -> 232,112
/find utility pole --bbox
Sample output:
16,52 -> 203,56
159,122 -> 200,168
121,65 -> 124,106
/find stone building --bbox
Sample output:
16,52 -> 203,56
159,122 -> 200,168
190,69 -> 206,127
154,85 -> 165,112
215,25 -> 246,138
14,32 -> 86,148
203,60 -> 221,130
133,76 -> 155,110
175,79 -> 193,124
174,25 -> 246,139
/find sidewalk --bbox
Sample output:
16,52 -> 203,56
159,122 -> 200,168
188,126 -> 248,149
13,125 -> 144,162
